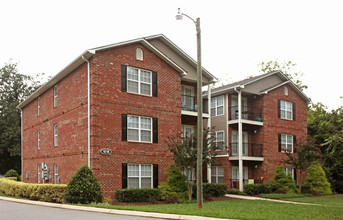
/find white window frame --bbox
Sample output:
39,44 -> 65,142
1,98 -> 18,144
53,85 -> 58,107
37,97 -> 40,116
54,164 -> 58,184
127,115 -> 152,143
211,166 -> 224,183
37,164 -> 41,183
136,48 -> 143,61
181,125 -> 195,138
127,164 -> 153,189
285,167 -> 294,179
54,124 -> 58,147
281,134 -> 294,153
280,100 -> 293,120
37,130 -> 40,149
127,66 -> 152,96
211,95 -> 224,117
215,131 -> 225,150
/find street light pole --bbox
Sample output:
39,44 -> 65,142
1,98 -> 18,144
176,8 -> 203,209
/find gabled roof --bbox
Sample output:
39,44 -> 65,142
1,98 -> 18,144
18,34 -> 217,109
208,71 -> 310,103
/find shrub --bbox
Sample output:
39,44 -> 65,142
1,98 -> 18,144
192,183 -> 228,198
270,165 -> 298,193
243,184 -> 279,195
158,163 -> 188,202
65,164 -> 103,204
4,169 -> 20,181
227,188 -> 244,195
115,188 -> 159,203
335,180 -> 343,193
304,162 -> 332,195
165,195 -> 179,204
0,178 -> 67,203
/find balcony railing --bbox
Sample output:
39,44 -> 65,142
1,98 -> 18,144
230,106 -> 262,121
181,95 -> 209,113
229,142 -> 263,157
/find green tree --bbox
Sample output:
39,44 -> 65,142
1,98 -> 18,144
271,165 -> 298,193
65,164 -> 103,204
304,162 -> 332,195
283,139 -> 321,193
4,169 -> 20,181
258,59 -> 307,91
0,61 -> 44,174
166,127 -> 221,200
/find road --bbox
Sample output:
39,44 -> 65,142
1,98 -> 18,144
0,200 -> 164,220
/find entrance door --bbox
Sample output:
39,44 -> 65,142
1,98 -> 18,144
182,85 -> 194,111
232,166 -> 248,188
232,130 -> 248,156
231,95 -> 248,119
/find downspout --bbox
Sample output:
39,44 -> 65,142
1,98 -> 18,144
207,83 -> 212,183
82,55 -> 91,168
20,110 -> 23,182
234,87 -> 243,191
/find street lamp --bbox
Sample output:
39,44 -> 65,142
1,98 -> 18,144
176,8 -> 203,209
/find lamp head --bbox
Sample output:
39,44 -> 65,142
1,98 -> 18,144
175,8 -> 183,20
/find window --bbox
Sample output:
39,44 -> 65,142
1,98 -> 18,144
53,85 -> 58,107
127,115 -> 152,142
37,164 -> 41,183
54,164 -> 58,184
279,134 -> 295,153
54,124 -> 58,146
37,131 -> 40,149
181,125 -> 194,138
37,97 -> 40,116
211,166 -> 224,183
136,48 -> 143,61
215,131 -> 225,150
285,167 -> 294,179
127,164 -> 152,189
211,96 -> 224,117
278,100 -> 295,120
284,87 -> 289,96
127,66 -> 152,96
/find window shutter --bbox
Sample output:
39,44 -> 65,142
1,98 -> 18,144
293,135 -> 297,153
278,133 -> 282,152
121,65 -> 127,92
292,102 -> 296,121
278,100 -> 281,118
294,168 -> 297,182
153,164 -> 158,188
122,163 -> 127,188
122,114 -> 127,141
152,71 -> 157,97
153,117 -> 158,143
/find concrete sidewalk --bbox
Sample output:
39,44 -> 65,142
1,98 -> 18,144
225,194 -> 324,206
0,196 -> 234,220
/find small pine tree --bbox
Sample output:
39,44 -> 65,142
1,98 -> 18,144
65,164 -> 103,204
270,165 -> 298,193
305,162 -> 332,195
4,169 -> 20,181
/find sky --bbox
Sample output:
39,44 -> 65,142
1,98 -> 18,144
1,0 -> 342,109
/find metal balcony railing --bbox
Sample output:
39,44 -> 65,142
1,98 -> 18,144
230,179 -> 249,189
181,95 -> 209,113
229,142 -> 263,157
230,106 -> 262,121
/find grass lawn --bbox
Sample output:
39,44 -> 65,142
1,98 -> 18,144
88,194 -> 343,220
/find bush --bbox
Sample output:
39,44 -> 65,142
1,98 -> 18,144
335,180 -> 343,193
304,162 -> 332,195
227,188 -> 245,195
165,195 -> 179,204
158,163 -> 188,202
270,165 -> 298,193
4,169 -> 20,181
243,184 -> 279,195
65,164 -> 103,204
192,183 -> 228,198
0,178 -> 67,203
115,188 -> 160,203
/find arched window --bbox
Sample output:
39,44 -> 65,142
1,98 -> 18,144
284,87 -> 289,96
136,48 -> 143,61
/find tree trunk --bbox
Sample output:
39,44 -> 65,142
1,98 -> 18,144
188,182 -> 193,200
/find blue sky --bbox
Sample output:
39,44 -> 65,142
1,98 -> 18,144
1,0 -> 342,109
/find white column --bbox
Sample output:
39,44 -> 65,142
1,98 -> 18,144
207,84 -> 212,183
238,90 -> 244,191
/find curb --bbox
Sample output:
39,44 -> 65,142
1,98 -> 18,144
0,196 -> 234,220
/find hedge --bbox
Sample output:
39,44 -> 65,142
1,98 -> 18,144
243,184 -> 279,195
0,178 -> 67,203
115,188 -> 160,203
192,183 -> 228,198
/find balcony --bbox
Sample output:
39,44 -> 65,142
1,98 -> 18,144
229,142 -> 264,161
181,94 -> 209,117
229,106 -> 263,126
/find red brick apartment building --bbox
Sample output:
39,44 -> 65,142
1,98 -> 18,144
206,72 -> 310,191
18,35 -> 217,196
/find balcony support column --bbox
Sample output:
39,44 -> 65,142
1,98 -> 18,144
235,88 -> 244,192
207,83 -> 212,183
